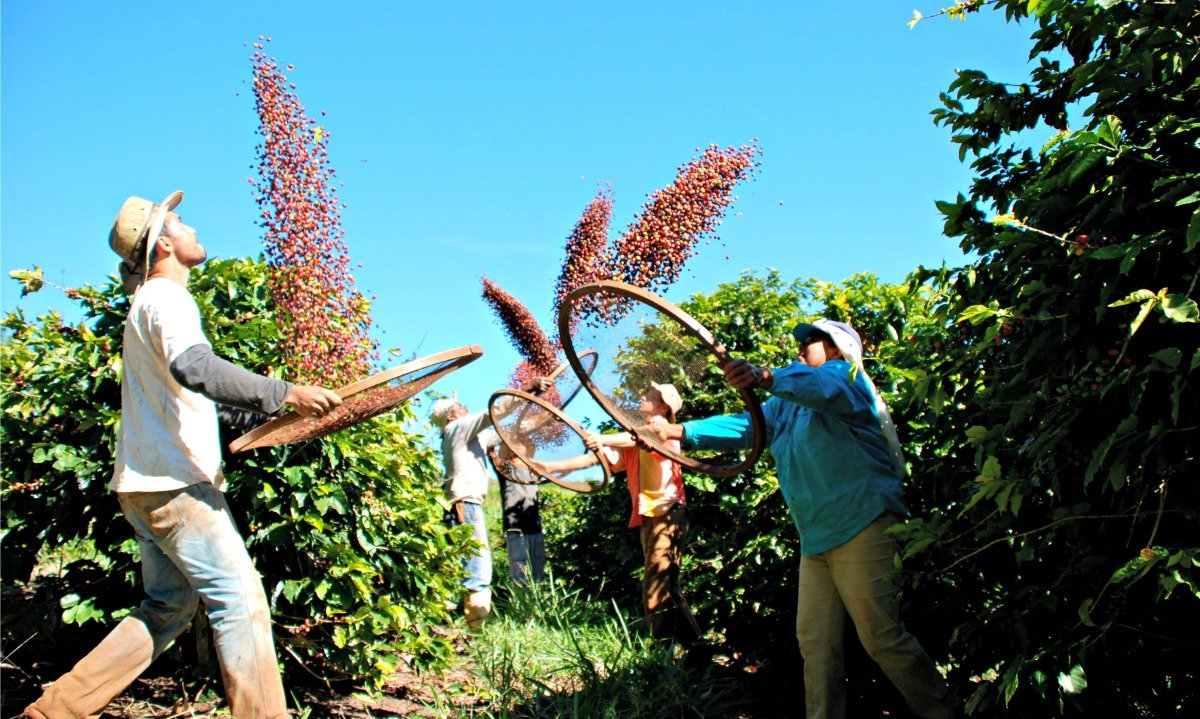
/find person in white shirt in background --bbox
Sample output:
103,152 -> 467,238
431,378 -> 550,626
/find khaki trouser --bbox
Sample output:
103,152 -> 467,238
639,503 -> 701,640
796,514 -> 953,719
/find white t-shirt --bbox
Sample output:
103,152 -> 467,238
110,278 -> 223,492
441,412 -> 498,505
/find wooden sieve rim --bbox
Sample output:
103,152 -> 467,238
556,280 -> 766,477
229,344 -> 483,454
487,388 -> 613,495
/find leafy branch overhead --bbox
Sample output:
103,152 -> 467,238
895,1 -> 1199,714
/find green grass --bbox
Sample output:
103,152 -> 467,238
441,572 -> 744,719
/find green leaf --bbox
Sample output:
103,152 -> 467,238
1187,208 -> 1200,253
1108,289 -> 1157,308
996,482 -> 1015,512
1118,245 -> 1141,274
958,304 -> 997,325
1068,149 -> 1105,184
1078,598 -> 1096,627
9,267 -> 45,297
1096,115 -> 1122,147
1058,664 -> 1088,694
1161,294 -> 1199,323
904,536 -> 935,558
1107,461 -> 1127,492
60,593 -> 106,626
1002,663 -> 1022,705
283,579 -> 310,602
1084,414 -> 1137,486
965,426 -> 989,445
1149,348 -> 1181,369
1130,300 -> 1156,336
1086,245 -> 1128,260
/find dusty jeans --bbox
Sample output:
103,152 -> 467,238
639,503 -> 701,640
796,514 -> 953,719
26,482 -> 286,719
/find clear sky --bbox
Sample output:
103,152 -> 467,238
1,1 -> 1036,419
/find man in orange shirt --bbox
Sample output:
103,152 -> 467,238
537,383 -> 700,640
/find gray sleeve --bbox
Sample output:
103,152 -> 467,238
170,344 -> 291,415
216,405 -> 273,432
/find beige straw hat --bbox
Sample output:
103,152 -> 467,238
649,382 -> 683,414
109,190 -> 183,292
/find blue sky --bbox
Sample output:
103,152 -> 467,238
1,1 -> 1035,420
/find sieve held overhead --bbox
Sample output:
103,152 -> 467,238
557,281 -> 766,477
488,388 -> 613,494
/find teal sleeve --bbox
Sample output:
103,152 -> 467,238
768,361 -> 864,416
680,413 -> 755,451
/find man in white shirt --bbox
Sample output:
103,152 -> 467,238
431,380 -> 549,626
26,191 -> 342,719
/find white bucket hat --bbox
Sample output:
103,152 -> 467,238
792,319 -> 863,364
109,190 -> 184,293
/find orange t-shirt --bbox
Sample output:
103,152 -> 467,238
608,439 -> 685,528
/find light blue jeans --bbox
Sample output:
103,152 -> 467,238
461,501 -> 492,592
27,482 -> 287,719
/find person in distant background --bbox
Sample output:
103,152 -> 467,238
431,378 -> 550,626
487,437 -> 547,588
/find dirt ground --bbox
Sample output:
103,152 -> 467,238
0,582 -> 907,718
1,651 -> 483,718
0,581 -> 483,719
1,643 -> 907,719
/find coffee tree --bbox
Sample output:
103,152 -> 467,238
894,1 -> 1199,714
1,260 -> 467,689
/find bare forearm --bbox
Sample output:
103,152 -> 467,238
537,453 -> 600,474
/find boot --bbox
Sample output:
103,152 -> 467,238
464,589 -> 491,627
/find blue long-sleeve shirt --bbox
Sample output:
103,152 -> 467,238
681,359 -> 909,556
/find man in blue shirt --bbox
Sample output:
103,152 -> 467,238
653,319 -> 953,719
